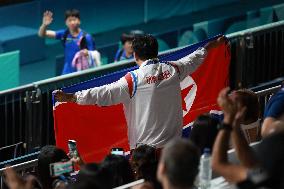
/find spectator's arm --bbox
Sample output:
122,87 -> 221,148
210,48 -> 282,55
231,121 -> 258,169
212,87 -> 248,183
38,11 -> 56,38
4,166 -> 36,189
212,128 -> 247,183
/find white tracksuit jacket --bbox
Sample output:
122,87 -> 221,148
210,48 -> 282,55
75,47 -> 207,149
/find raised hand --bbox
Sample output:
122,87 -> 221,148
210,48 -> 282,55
217,87 -> 237,124
42,10 -> 53,26
4,167 -> 35,189
205,35 -> 227,50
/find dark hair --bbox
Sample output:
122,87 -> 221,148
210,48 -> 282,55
101,154 -> 134,187
235,89 -> 259,123
132,34 -> 158,61
120,30 -> 145,44
161,139 -> 200,188
65,9 -> 80,20
120,33 -> 135,45
37,145 -> 69,189
74,163 -> 112,189
131,145 -> 162,189
189,114 -> 219,152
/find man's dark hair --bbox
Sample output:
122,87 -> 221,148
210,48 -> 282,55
120,33 -> 135,45
74,163 -> 113,189
120,30 -> 145,44
131,145 -> 162,189
65,9 -> 80,20
101,154 -> 134,187
161,139 -> 200,188
37,145 -> 69,189
235,89 -> 260,123
132,34 -> 158,61
190,114 -> 219,152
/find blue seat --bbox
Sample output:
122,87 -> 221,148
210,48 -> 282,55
0,25 -> 45,65
273,3 -> 284,21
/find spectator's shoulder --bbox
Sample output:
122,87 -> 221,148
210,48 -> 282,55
55,29 -> 68,40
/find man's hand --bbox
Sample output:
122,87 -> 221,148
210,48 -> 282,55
204,36 -> 227,51
53,90 -> 77,103
217,87 -> 237,124
42,11 -> 53,26
70,156 -> 85,167
4,167 -> 35,189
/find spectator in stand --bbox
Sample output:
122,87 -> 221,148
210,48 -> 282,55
114,30 -> 144,62
38,9 -> 95,75
69,163 -> 113,189
212,88 -> 284,189
37,145 -> 70,189
131,145 -> 162,189
157,139 -> 200,189
262,83 -> 284,137
101,154 -> 135,188
231,89 -> 260,143
189,113 -> 219,152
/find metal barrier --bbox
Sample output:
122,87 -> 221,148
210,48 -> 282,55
0,21 -> 284,158
227,20 -> 284,88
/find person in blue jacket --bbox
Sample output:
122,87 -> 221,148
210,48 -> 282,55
38,9 -> 95,75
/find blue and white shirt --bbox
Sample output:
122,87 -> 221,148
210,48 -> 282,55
56,29 -> 95,75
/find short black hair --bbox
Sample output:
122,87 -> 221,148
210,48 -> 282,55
132,34 -> 158,61
120,30 -> 145,44
131,145 -> 162,189
75,163 -> 113,189
161,139 -> 200,188
65,9 -> 80,20
131,144 -> 157,180
189,114 -> 219,152
37,145 -> 69,189
101,154 -> 134,187
120,33 -> 135,45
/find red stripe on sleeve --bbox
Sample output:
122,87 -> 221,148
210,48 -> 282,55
125,72 -> 133,98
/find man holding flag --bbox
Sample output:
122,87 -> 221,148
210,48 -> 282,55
54,34 -> 226,150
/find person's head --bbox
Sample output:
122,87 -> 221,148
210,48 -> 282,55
230,89 -> 260,124
37,145 -> 69,189
157,139 -> 200,189
121,33 -> 135,55
74,163 -> 112,189
131,144 -> 162,189
65,9 -> 81,31
189,114 -> 219,152
132,34 -> 158,64
131,145 -> 157,179
101,154 -> 134,187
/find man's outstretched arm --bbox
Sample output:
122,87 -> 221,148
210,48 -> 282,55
54,75 -> 131,106
171,36 -> 227,80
